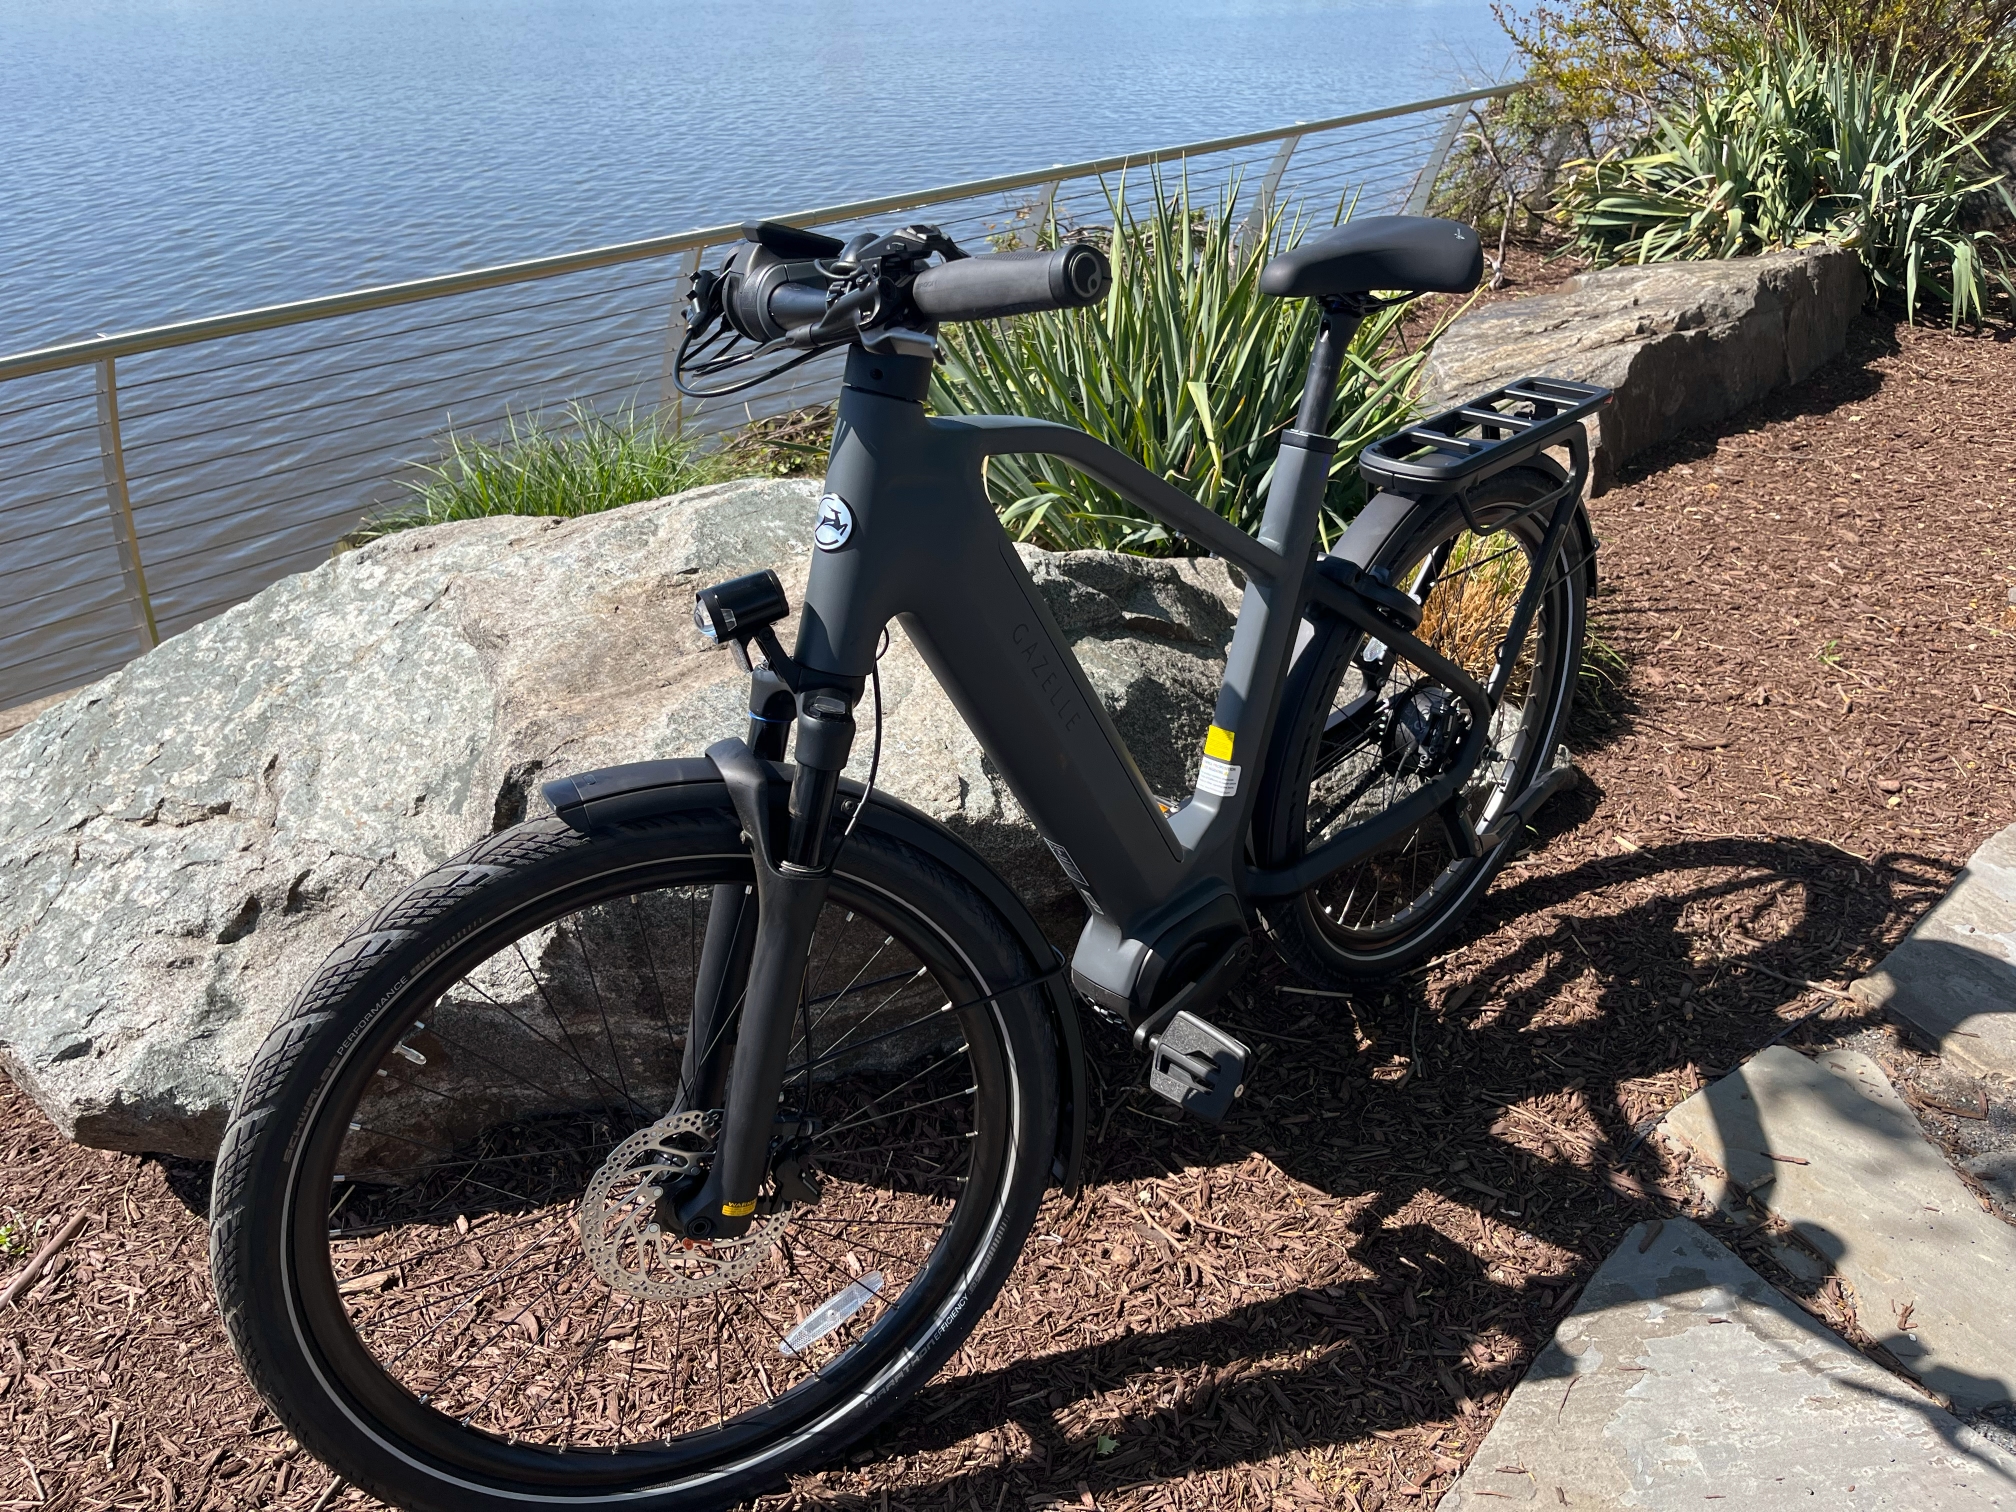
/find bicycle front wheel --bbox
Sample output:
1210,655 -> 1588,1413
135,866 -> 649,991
211,801 -> 1056,1512
1254,466 -> 1589,982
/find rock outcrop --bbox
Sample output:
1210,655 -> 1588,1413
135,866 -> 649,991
0,479 -> 1241,1157
1421,246 -> 1865,489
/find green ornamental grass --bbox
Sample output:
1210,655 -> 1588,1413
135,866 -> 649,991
355,402 -> 726,542
1562,33 -> 2016,324
931,180 -> 1441,554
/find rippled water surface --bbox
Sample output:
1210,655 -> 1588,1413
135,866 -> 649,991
0,0 -> 1508,705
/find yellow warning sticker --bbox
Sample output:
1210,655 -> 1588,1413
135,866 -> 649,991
1204,725 -> 1235,761
721,1198 -> 758,1217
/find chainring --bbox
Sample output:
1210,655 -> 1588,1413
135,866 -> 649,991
578,1111 -> 789,1301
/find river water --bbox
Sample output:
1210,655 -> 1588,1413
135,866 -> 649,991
0,0 -> 1510,705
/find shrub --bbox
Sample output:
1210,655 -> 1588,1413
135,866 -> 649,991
1457,0 -> 2015,253
1560,36 -> 2016,323
1432,88 -> 1594,250
354,402 -> 727,542
715,404 -> 834,479
930,181 -> 1436,555
1496,0 -> 2016,137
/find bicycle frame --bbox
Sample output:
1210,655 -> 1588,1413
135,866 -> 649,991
667,312 -> 1594,1236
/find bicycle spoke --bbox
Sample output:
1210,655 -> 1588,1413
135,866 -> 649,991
568,920 -> 637,1112
794,1000 -> 952,1079
627,892 -> 684,1049
296,869 -> 988,1463
459,959 -> 646,1119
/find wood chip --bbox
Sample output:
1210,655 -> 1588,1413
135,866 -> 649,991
0,1210 -> 90,1308
1912,1088 -> 1989,1120
335,1268 -> 399,1296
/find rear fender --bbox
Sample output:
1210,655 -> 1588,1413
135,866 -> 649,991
541,759 -> 1088,1193
1255,462 -> 1595,868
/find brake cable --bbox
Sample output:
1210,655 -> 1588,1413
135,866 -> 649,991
672,225 -> 957,399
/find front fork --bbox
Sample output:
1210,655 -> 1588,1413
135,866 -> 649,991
674,677 -> 858,1241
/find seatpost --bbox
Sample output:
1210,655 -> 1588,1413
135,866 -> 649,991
1294,298 -> 1366,436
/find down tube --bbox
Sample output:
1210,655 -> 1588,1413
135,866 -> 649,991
795,370 -> 1186,929
897,530 -> 1186,926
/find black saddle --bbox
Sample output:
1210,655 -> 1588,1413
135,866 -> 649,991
1260,215 -> 1483,299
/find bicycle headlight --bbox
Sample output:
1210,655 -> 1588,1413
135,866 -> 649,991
693,569 -> 791,647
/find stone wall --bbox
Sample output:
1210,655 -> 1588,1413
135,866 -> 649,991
1420,246 -> 1865,491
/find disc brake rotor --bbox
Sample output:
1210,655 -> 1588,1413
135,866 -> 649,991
578,1110 -> 790,1300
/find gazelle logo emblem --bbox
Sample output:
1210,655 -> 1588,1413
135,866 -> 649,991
815,493 -> 854,551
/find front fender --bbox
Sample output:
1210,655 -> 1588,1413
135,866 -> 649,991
540,758 -> 1088,1193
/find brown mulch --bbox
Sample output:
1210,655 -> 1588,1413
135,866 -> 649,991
3,314 -> 2014,1511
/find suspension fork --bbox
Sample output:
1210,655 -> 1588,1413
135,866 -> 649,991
676,688 -> 858,1241
677,884 -> 756,1114
675,665 -> 801,1114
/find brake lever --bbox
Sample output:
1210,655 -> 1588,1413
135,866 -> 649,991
914,226 -> 969,262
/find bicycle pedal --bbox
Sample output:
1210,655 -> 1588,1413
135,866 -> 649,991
1146,1010 -> 1251,1123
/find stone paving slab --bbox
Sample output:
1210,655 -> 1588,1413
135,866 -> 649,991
1437,1218 -> 2016,1509
1852,821 -> 2016,1083
1966,1151 -> 2016,1217
1659,1046 -> 2016,1411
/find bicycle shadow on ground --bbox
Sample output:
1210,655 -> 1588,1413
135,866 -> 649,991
846,831 -> 1965,1506
1676,1021 -> 2015,1453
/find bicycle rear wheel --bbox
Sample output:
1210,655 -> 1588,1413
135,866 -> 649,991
211,801 -> 1056,1512
1255,467 -> 1589,982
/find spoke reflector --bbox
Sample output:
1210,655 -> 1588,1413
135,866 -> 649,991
781,1271 -> 883,1355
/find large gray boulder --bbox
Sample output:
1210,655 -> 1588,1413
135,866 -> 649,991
0,478 -> 1241,1158
1420,246 -> 1864,490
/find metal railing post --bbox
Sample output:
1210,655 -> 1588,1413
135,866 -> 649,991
1404,100 -> 1473,215
1026,177 -> 1062,244
662,244 -> 707,416
1236,133 -> 1302,253
94,356 -> 160,649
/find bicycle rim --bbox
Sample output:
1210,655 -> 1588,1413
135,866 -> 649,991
281,854 -> 1018,1492
1300,495 -> 1576,952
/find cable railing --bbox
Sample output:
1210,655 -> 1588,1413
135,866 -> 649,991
0,81 -> 1518,713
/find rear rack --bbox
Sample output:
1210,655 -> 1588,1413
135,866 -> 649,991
1358,375 -> 1611,503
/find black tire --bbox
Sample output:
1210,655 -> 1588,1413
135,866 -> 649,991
1255,467 -> 1589,983
211,799 -> 1057,1512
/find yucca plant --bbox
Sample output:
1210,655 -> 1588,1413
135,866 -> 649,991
354,402 -> 726,542
1562,33 -> 2016,324
931,180 -> 1439,554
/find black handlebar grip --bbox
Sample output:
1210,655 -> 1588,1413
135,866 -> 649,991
910,244 -> 1111,323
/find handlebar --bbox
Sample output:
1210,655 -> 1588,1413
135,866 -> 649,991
910,245 -> 1110,323
678,221 -> 1112,398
